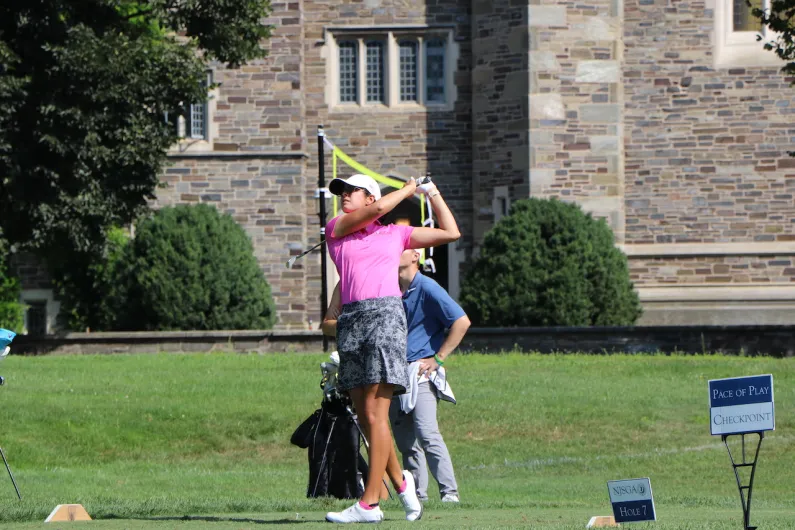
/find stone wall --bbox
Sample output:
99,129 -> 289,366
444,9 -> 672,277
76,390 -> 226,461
629,255 -> 795,284
12,326 -> 795,357
471,0 -> 529,244
623,0 -> 795,246
210,2 -> 305,152
527,0 -> 625,240
620,0 -> 795,321
624,2 -> 795,243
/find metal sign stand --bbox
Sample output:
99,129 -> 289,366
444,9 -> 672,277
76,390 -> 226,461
722,431 -> 763,530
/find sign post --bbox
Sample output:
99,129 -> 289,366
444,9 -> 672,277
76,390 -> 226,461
709,374 -> 774,530
607,478 -> 656,524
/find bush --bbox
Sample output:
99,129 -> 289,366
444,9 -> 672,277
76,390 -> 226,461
54,226 -> 130,331
115,204 -> 276,330
460,198 -> 642,327
0,242 -> 25,332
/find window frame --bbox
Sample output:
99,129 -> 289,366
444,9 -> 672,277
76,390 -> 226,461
328,29 -> 457,110
398,39 -> 420,103
168,69 -> 217,153
338,40 -> 359,105
365,39 -> 387,104
714,0 -> 783,67
424,37 -> 447,105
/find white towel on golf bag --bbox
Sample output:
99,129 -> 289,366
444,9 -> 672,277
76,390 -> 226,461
399,360 -> 456,414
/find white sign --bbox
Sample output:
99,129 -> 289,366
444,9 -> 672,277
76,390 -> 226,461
607,478 -> 656,523
709,375 -> 774,435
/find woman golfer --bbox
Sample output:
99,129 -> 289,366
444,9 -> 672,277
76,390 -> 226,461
323,173 -> 460,524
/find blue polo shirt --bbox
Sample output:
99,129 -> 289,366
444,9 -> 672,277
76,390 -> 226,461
402,272 -> 467,362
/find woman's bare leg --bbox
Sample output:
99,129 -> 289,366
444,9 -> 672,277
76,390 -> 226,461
350,383 -> 404,504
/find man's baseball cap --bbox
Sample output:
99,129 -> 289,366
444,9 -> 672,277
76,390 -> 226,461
329,174 -> 382,200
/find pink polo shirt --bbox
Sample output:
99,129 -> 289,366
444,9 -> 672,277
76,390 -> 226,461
326,216 -> 415,305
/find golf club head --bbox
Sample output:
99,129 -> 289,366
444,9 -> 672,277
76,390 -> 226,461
286,256 -> 298,269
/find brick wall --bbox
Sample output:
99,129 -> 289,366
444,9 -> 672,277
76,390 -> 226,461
623,0 -> 795,247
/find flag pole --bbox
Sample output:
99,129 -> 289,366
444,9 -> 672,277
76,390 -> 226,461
318,125 -> 329,353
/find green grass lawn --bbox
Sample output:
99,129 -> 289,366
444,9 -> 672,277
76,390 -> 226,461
0,352 -> 792,528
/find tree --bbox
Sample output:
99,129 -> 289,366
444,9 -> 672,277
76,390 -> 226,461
55,227 -> 130,331
114,204 -> 276,331
460,198 -> 642,327
0,0 -> 272,257
0,239 -> 24,332
751,0 -> 795,78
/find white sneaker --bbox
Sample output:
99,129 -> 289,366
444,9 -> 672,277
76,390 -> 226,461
441,494 -> 460,503
325,502 -> 384,524
397,471 -> 423,521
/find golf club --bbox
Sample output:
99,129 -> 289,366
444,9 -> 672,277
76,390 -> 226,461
286,241 -> 323,268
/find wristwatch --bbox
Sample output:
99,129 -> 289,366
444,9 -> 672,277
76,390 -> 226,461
428,189 -> 441,199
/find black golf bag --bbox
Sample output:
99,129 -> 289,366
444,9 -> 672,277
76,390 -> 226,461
290,352 -> 368,499
291,397 -> 367,499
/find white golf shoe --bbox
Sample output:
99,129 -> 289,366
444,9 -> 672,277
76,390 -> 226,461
325,502 -> 384,524
397,471 -> 423,521
441,494 -> 460,503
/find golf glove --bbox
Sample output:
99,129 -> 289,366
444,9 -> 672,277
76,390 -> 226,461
415,176 -> 435,195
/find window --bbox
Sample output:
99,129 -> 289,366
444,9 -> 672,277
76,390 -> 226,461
329,30 -> 457,109
399,41 -> 418,102
425,39 -> 446,103
339,41 -> 358,103
714,0 -> 783,66
167,70 -> 214,143
188,101 -> 207,140
366,41 -> 385,103
19,289 -> 60,335
733,0 -> 762,31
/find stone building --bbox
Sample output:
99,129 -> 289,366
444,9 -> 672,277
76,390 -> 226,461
13,0 -> 795,333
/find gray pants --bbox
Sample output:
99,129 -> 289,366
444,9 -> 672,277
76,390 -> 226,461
389,382 -> 459,500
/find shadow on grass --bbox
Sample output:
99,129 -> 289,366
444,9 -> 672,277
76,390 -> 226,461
107,515 -> 313,525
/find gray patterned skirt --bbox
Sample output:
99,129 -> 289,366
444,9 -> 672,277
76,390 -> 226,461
336,296 -> 409,396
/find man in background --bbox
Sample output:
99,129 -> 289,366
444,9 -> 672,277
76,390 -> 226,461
390,246 -> 469,503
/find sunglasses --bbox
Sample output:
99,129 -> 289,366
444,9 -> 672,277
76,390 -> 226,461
342,185 -> 370,196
